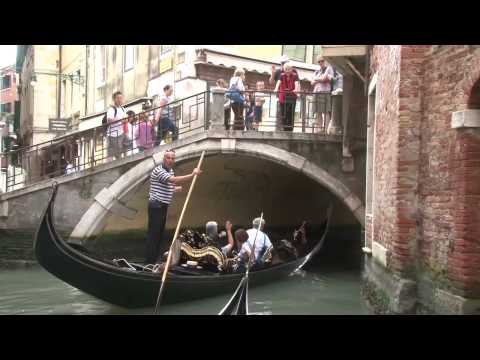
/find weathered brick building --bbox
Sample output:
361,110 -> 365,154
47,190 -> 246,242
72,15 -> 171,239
364,45 -> 480,314
0,65 -> 17,114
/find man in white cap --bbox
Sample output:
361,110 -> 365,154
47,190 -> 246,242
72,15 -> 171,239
237,217 -> 273,267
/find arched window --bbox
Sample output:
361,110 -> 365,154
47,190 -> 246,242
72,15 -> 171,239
468,78 -> 480,109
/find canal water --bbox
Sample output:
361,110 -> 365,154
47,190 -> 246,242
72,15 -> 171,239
0,228 -> 370,315
0,262 -> 369,315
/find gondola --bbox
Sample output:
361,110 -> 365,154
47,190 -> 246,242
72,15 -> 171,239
34,184 -> 332,309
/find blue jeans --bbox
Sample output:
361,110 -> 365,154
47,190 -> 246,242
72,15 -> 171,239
156,116 -> 178,145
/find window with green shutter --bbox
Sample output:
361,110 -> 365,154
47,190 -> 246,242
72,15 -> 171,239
282,45 -> 307,62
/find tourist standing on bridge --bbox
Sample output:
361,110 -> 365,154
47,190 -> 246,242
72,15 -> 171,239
311,56 -> 334,134
106,91 -> 128,160
146,149 -> 202,264
270,55 -> 300,131
228,68 -> 246,130
154,85 -> 179,145
274,63 -> 300,131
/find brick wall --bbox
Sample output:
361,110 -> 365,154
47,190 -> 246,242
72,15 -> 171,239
421,46 -> 480,296
368,45 -> 402,268
370,45 -> 480,296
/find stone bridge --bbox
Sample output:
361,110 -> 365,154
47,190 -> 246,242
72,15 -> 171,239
0,129 -> 365,250
0,87 -> 366,260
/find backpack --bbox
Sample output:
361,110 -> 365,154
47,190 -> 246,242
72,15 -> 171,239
102,106 -> 125,125
226,77 -> 245,104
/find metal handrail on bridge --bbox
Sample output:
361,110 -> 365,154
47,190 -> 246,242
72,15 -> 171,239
1,91 -> 209,192
0,90 -> 343,192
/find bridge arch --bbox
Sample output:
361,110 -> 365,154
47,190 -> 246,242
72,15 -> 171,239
70,138 -> 364,242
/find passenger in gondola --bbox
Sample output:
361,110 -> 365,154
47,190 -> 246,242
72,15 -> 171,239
204,221 -> 228,247
243,217 -> 273,268
222,218 -> 273,271
221,221 -> 248,258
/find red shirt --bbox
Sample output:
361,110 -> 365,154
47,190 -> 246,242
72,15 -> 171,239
278,72 -> 298,104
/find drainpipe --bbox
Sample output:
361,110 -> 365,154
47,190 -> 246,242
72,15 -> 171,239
57,45 -> 62,118
85,45 -> 89,116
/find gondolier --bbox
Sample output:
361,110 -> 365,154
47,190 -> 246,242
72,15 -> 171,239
146,149 -> 202,264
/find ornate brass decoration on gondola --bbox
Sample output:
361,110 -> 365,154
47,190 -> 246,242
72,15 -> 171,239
179,230 -> 227,271
180,242 -> 226,271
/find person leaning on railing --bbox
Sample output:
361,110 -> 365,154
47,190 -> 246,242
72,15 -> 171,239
254,81 -> 267,131
274,62 -> 300,132
270,55 -> 300,131
228,68 -> 247,130
154,85 -> 179,145
106,91 -> 128,160
134,108 -> 155,152
311,56 -> 334,134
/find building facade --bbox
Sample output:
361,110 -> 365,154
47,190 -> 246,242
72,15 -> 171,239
364,45 -> 480,314
1,65 -> 17,115
1,65 -> 18,193
17,45 -> 323,140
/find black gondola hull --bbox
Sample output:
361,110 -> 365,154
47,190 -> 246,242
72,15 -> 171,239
34,186 -> 331,309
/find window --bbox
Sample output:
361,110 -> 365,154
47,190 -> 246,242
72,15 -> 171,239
282,45 -> 307,62
313,45 -> 322,62
1,75 -> 11,90
124,45 -> 135,72
96,45 -> 107,86
1,103 -> 12,113
149,45 -> 160,78
60,79 -> 66,118
176,51 -> 185,64
160,45 -> 173,55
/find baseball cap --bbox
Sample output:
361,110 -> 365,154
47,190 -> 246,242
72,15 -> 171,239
279,55 -> 290,63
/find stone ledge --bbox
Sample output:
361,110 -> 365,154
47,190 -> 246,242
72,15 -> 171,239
363,257 -> 416,314
451,109 -> 480,129
0,259 -> 38,269
434,288 -> 480,315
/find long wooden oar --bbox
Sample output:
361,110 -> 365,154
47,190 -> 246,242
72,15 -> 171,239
154,150 -> 205,314
219,212 -> 263,316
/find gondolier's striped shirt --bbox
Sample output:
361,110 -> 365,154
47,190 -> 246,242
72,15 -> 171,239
149,164 -> 175,205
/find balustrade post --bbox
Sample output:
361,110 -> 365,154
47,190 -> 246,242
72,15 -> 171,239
91,129 -> 97,167
209,87 -> 226,131
301,94 -> 306,133
330,93 -> 343,136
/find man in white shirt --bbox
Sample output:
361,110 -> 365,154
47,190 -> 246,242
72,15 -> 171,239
311,56 -> 334,134
106,91 -> 128,160
237,217 -> 273,267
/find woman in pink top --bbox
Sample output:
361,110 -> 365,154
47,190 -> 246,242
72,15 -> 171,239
134,111 -> 155,151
